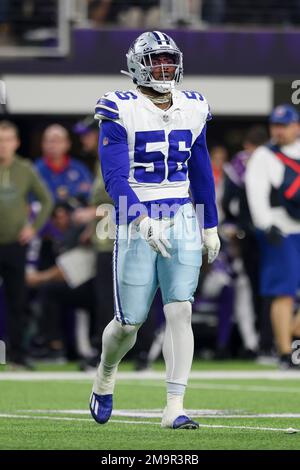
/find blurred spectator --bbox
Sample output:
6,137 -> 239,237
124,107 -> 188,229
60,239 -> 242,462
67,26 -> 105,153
0,120 -> 53,368
87,0 -> 300,27
200,232 -> 259,358
202,0 -> 225,24
209,140 -> 262,357
35,124 -> 93,205
210,144 -> 228,221
200,249 -> 234,357
72,170 -> 115,367
26,202 -> 97,361
0,0 -> 58,45
223,126 -> 268,236
88,0 -> 112,26
73,115 -> 99,175
225,0 -> 300,25
89,174 -> 114,342
246,104 -> 300,369
210,144 -> 228,189
88,0 -> 160,28
222,126 -> 271,354
0,0 -> 13,45
0,0 -> 9,25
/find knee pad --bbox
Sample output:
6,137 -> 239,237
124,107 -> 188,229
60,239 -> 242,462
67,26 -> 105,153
113,318 -> 142,337
164,301 -> 192,326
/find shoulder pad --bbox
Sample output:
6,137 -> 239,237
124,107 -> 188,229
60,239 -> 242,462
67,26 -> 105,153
94,92 -> 120,122
181,91 -> 212,121
181,90 -> 205,102
94,90 -> 138,122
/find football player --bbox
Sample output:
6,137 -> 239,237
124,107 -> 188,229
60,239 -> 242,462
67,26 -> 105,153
90,31 -> 220,429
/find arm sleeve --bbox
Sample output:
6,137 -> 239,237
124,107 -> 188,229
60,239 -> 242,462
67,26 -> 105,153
245,148 -> 273,230
29,165 -> 54,231
188,125 -> 218,228
99,120 -> 141,223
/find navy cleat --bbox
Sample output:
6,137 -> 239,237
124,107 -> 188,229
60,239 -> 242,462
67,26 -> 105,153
161,407 -> 199,429
172,415 -> 199,430
90,392 -> 113,424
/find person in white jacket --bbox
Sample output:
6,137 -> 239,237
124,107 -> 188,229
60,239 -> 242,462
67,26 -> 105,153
245,104 -> 300,369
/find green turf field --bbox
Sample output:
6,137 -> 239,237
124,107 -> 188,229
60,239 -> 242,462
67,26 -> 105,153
0,361 -> 300,450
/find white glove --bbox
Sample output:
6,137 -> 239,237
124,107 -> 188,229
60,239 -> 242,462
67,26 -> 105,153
203,226 -> 221,264
138,216 -> 173,258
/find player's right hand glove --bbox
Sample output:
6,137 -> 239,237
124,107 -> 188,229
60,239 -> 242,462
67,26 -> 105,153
203,226 -> 221,264
138,216 -> 173,258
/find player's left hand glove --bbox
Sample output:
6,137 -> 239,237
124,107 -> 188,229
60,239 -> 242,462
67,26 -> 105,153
203,227 -> 221,263
138,216 -> 173,258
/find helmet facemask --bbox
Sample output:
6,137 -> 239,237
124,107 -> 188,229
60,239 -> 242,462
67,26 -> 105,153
138,51 -> 182,93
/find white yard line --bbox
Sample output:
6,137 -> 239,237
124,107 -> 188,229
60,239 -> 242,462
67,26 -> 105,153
188,383 -> 300,393
196,424 -> 299,433
0,413 -> 155,426
18,409 -> 300,419
0,413 -> 90,423
0,370 -> 300,381
119,381 -> 300,394
0,413 -> 299,433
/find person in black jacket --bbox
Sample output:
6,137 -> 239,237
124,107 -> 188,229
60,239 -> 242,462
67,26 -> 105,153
222,125 -> 272,355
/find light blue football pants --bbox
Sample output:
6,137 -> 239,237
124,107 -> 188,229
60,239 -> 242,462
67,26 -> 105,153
112,203 -> 203,325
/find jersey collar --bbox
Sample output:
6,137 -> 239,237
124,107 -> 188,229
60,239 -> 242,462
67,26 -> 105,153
135,88 -> 182,115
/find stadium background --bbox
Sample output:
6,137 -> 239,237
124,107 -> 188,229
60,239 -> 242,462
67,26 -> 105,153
0,0 -> 300,451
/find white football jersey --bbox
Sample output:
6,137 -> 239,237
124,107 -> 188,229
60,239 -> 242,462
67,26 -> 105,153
246,140 -> 300,234
95,88 -> 210,202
